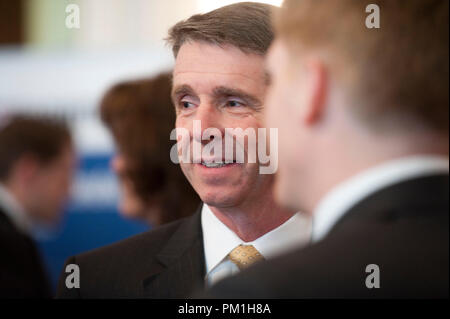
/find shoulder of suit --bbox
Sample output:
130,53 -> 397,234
0,208 -> 28,244
211,210 -> 449,298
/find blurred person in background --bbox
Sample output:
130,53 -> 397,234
99,72 -> 200,226
0,115 -> 75,298
205,0 -> 449,298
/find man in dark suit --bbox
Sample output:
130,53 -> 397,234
0,116 -> 75,298
203,0 -> 449,298
0,206 -> 52,298
57,2 -> 311,299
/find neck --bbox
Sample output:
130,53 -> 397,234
208,194 -> 295,242
305,130 -> 449,214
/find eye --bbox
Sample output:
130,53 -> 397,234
182,101 -> 195,109
226,99 -> 245,107
179,96 -> 197,109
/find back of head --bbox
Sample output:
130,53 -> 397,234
167,2 -> 275,57
0,115 -> 73,224
101,73 -> 175,162
100,73 -> 200,225
276,0 -> 449,134
0,115 -> 72,182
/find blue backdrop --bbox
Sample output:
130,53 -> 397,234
35,153 -> 149,292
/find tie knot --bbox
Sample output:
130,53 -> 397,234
228,245 -> 265,270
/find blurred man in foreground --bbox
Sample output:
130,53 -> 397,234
205,0 -> 449,298
0,115 -> 75,298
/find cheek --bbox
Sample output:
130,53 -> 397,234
122,183 -> 137,201
47,178 -> 65,201
179,163 -> 191,177
121,176 -> 136,194
266,80 -> 291,126
47,173 -> 72,208
175,116 -> 191,131
264,88 -> 277,125
276,103 -> 300,176
111,156 -> 123,173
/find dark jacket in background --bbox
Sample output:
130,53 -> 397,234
0,207 -> 52,299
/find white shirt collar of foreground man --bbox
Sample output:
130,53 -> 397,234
201,203 -> 312,286
313,155 -> 450,243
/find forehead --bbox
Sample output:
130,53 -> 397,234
173,42 -> 266,92
267,40 -> 289,72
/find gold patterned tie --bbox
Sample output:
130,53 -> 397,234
228,245 -> 265,270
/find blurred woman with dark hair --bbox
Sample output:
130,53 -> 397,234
100,72 -> 200,226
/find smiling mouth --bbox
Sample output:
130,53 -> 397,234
201,160 -> 237,168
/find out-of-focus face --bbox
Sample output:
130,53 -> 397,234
265,40 -> 308,210
28,145 -> 76,223
172,42 -> 273,208
111,154 -> 147,218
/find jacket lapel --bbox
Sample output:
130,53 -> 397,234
141,205 -> 206,298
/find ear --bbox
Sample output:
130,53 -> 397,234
301,59 -> 328,125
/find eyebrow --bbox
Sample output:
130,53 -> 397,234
171,84 -> 195,104
212,86 -> 263,109
171,84 -> 264,110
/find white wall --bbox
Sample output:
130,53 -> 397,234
0,46 -> 173,153
0,0 -> 282,154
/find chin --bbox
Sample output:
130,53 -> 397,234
40,211 -> 61,225
198,186 -> 245,208
119,203 -> 141,219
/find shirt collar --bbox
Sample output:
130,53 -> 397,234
201,203 -> 311,274
0,183 -> 32,235
312,155 -> 449,243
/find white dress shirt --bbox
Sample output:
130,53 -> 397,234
312,155 -> 449,243
0,183 -> 32,235
202,204 -> 312,286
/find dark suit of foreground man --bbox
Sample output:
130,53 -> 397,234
205,175 -> 449,298
203,0 -> 449,298
57,2 -> 312,298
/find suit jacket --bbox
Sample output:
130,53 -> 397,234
204,174 -> 449,298
0,207 -> 52,298
56,205 -> 205,298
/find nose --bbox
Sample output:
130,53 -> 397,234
193,103 -> 224,143
111,154 -> 126,174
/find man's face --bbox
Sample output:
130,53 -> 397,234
265,40 -> 307,210
172,42 -> 272,208
28,146 -> 76,223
